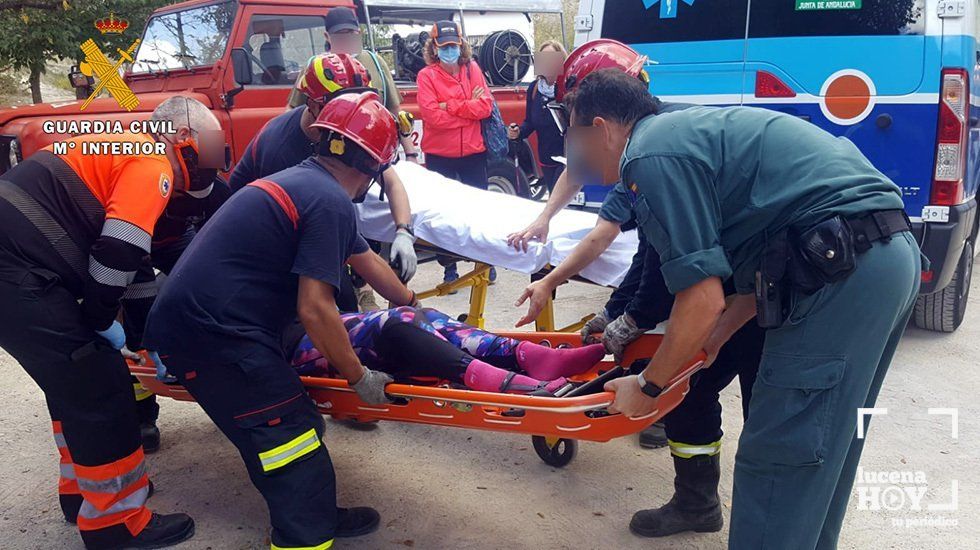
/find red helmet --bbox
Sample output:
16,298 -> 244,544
556,39 -> 649,102
310,91 -> 398,168
296,53 -> 372,102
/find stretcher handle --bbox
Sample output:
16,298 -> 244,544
300,376 -> 616,410
659,351 -> 707,395
561,351 -> 707,401
299,351 -> 706,412
562,365 -> 624,398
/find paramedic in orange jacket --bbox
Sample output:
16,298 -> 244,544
0,96 -> 224,550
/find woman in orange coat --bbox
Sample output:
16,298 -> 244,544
416,20 -> 495,284
416,20 -> 493,190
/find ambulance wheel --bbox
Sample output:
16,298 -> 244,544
914,240 -> 973,332
532,435 -> 577,468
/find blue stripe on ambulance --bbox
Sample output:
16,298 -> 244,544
621,34 -> 980,217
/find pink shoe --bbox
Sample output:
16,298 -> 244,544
465,359 -> 566,395
516,342 -> 606,380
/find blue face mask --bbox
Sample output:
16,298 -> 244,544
438,45 -> 461,64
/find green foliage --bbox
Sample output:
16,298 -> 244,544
533,0 -> 578,51
0,71 -> 19,95
0,0 -> 167,101
47,72 -> 71,91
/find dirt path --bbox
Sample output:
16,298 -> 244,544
1,263 -> 977,549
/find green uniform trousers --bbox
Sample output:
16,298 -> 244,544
730,231 -> 921,550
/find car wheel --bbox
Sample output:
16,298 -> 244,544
914,240 -> 973,332
486,157 -> 529,197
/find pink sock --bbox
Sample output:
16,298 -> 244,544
464,359 -> 566,394
516,342 -> 606,380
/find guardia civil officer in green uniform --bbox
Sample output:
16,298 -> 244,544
568,69 -> 921,549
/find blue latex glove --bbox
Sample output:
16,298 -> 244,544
148,351 -> 177,384
96,321 -> 126,350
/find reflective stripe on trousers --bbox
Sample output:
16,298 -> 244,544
669,439 -> 722,459
259,428 -> 322,473
52,420 -> 80,495
133,382 -> 153,402
271,539 -> 334,550
73,446 -> 152,535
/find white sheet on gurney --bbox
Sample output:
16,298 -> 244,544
355,162 -> 639,287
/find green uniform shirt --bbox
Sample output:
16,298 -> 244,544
598,103 -> 691,230
598,181 -> 634,226
620,106 -> 904,295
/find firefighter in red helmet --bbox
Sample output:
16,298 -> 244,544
230,52 -> 418,308
144,91 -> 419,550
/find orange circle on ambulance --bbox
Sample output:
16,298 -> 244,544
819,69 -> 876,126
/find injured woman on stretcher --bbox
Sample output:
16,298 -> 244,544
281,306 -> 606,395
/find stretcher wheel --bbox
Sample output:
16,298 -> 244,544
532,435 -> 577,468
457,314 -> 468,323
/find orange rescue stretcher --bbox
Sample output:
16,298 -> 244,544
407,241 -> 599,333
130,333 -> 705,468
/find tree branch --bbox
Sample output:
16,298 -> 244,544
0,1 -> 64,11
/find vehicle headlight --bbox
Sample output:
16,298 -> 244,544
0,136 -> 18,174
9,138 -> 19,167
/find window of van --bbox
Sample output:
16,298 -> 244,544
601,0 -> 748,44
748,0 -> 925,38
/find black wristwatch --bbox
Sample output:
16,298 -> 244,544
637,374 -> 664,399
396,223 -> 415,237
405,152 -> 419,158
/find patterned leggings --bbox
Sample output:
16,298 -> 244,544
291,307 -> 522,382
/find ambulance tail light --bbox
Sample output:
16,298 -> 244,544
931,69 -> 969,206
755,71 -> 796,98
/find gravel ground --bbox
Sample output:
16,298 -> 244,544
1,259 -> 978,550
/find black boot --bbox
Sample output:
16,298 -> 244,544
335,507 -> 381,538
140,423 -> 161,454
118,512 -> 194,549
630,453 -> 723,537
638,421 -> 668,449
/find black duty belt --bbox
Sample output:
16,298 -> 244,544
846,209 -> 912,253
756,208 -> 912,328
